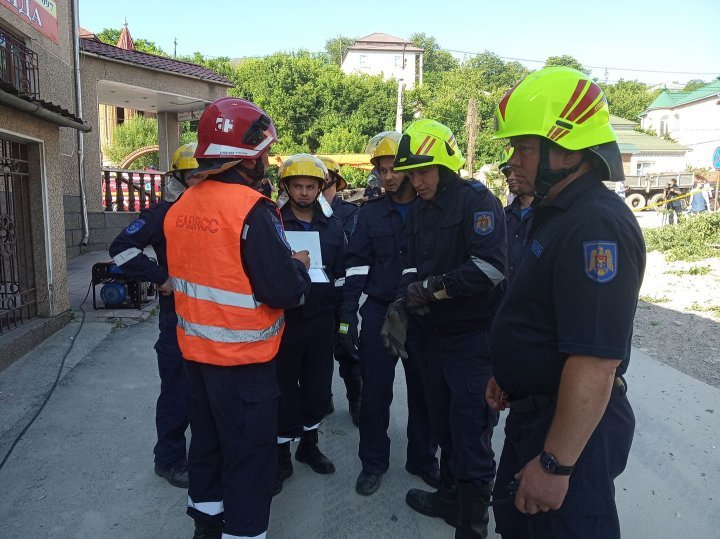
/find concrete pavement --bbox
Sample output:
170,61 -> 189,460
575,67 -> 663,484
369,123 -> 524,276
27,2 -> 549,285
0,310 -> 718,538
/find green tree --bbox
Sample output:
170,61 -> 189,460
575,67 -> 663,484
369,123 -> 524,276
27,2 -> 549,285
409,33 -> 458,78
97,27 -> 168,56
104,116 -> 195,169
683,79 -> 707,92
544,54 -> 590,75
325,36 -> 356,66
463,51 -> 529,89
601,80 -> 659,121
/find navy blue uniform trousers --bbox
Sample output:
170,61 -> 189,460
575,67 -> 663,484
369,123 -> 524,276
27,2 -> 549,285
358,297 -> 437,475
407,321 -> 498,484
185,360 -> 279,537
154,325 -> 189,470
276,312 -> 335,437
493,387 -> 634,539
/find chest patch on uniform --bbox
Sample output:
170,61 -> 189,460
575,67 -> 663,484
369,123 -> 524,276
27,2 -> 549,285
584,241 -> 618,283
124,218 -> 145,235
275,222 -> 292,251
473,212 -> 495,235
531,240 -> 543,258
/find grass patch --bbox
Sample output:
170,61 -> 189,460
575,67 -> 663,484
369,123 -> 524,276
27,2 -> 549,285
643,213 -> 720,261
688,303 -> 720,318
639,295 -> 670,304
664,265 -> 712,276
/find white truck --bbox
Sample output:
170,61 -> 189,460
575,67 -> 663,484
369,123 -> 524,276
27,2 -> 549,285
605,172 -> 695,211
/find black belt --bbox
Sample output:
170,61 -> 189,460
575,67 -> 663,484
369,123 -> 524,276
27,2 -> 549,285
509,376 -> 627,415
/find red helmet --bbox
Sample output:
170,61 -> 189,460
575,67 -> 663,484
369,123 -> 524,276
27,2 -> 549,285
194,97 -> 277,160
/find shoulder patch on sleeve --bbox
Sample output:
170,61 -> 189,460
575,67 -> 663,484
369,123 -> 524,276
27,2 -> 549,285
584,241 -> 618,283
271,214 -> 292,251
124,218 -> 146,235
473,211 -> 495,235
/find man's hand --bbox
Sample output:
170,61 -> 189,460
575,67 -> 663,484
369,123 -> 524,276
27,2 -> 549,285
405,276 -> 447,315
381,299 -> 408,359
514,456 -> 569,515
291,250 -> 311,271
338,304 -> 360,358
157,278 -> 174,296
485,376 -> 509,411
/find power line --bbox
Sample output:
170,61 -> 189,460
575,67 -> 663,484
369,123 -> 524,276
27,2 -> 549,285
442,49 -> 719,77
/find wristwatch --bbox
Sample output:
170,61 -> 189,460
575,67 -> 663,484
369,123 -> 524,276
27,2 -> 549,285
539,452 -> 574,475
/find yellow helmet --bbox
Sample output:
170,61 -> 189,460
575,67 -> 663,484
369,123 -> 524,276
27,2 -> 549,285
394,120 -> 465,172
169,142 -> 198,173
317,156 -> 347,191
365,131 -> 402,167
279,153 -> 328,189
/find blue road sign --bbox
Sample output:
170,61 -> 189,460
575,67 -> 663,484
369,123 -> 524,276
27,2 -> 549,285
713,147 -> 720,170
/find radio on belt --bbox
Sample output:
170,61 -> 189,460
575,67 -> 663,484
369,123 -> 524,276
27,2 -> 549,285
91,261 -> 156,310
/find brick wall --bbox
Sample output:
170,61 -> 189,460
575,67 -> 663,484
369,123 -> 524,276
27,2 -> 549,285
64,194 -> 137,259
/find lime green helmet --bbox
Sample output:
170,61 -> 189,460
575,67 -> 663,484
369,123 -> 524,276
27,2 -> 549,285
493,66 -> 623,184
394,119 -> 465,173
499,146 -> 514,173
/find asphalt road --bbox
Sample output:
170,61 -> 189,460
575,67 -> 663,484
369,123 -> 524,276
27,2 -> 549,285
0,314 -> 718,538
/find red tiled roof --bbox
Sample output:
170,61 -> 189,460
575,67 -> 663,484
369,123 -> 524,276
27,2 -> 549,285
116,26 -> 135,50
80,38 -> 233,86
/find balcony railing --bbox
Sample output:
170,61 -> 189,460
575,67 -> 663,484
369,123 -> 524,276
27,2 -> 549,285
0,29 -> 40,99
102,168 -> 164,212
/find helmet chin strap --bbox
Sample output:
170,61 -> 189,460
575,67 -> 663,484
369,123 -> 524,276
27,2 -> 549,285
387,176 -> 411,198
534,139 -> 581,199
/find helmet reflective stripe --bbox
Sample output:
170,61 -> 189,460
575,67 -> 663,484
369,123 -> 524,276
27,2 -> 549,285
177,314 -> 284,343
205,136 -> 273,158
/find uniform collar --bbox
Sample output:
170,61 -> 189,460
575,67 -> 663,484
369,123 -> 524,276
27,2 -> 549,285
380,194 -> 418,216
280,203 -> 327,226
539,168 -> 604,212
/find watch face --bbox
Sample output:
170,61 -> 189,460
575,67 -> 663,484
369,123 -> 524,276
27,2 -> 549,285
541,452 -> 557,473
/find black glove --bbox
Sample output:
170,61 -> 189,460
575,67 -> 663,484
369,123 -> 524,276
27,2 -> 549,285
381,299 -> 408,359
338,304 -> 359,357
405,276 -> 448,315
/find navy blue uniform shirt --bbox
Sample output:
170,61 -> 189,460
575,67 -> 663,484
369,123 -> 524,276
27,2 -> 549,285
399,177 -> 507,334
109,201 -> 176,335
489,170 -> 646,400
330,195 -> 359,238
504,197 -> 535,284
280,203 -> 346,318
343,194 -> 414,306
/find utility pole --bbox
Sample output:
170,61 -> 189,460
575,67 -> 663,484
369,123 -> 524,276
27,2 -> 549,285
465,98 -> 478,177
174,38 -> 177,58
395,79 -> 405,133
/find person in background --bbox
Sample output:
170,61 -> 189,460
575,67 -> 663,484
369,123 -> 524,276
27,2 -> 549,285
109,142 -> 200,489
502,146 -> 536,284
664,178 -> 683,225
362,168 -> 383,201
273,154 -> 346,495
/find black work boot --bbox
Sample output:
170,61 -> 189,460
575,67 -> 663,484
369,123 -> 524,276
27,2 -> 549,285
454,481 -> 493,539
192,519 -> 222,539
272,442 -> 293,496
406,455 -> 458,526
344,376 -> 362,427
295,429 -> 336,474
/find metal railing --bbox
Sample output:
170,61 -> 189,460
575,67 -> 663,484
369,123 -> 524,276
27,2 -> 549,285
102,168 -> 164,212
0,29 -> 40,99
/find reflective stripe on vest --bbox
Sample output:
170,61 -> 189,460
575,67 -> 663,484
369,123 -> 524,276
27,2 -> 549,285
177,314 -> 283,343
172,277 -> 261,309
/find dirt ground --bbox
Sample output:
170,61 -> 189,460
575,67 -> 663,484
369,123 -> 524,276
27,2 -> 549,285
633,249 -> 720,388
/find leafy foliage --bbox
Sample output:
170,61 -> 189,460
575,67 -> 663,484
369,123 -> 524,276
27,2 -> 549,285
409,33 -> 458,79
97,28 -> 168,57
601,80 -> 660,121
325,36 -> 356,66
683,79 -> 707,92
643,213 -> 720,261
544,55 -> 590,75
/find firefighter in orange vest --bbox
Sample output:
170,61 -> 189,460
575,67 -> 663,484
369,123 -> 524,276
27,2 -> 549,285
164,97 -> 311,539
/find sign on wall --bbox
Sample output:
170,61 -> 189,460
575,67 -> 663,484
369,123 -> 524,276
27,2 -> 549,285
2,0 -> 59,44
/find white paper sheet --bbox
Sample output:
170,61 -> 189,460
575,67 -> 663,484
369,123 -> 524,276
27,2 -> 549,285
284,231 -> 329,283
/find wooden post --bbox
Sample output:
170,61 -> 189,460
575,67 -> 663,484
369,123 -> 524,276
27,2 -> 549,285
465,98 -> 478,177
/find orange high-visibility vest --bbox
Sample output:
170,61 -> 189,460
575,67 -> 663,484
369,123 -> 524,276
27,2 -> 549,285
164,180 -> 284,366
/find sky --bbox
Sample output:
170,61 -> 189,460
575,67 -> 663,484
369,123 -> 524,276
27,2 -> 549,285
79,0 -> 720,86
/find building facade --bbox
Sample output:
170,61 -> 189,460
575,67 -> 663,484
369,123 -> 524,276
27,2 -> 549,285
341,33 -> 423,89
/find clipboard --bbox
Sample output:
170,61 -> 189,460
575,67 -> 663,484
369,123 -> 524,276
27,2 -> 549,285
284,231 -> 329,283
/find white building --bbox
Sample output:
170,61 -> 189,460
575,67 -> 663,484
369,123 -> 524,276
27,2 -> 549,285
341,33 -> 424,89
639,79 -> 720,168
611,116 -> 689,175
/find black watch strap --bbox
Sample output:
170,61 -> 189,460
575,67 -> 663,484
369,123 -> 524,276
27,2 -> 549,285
540,451 -> 574,475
